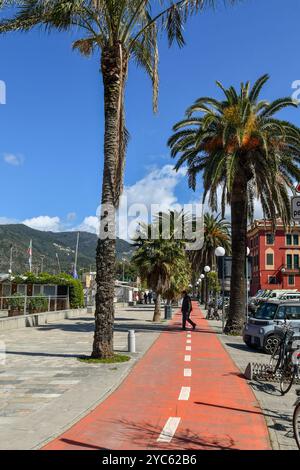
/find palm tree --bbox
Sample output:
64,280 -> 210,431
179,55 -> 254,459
0,0 -> 239,357
132,212 -> 190,321
190,212 -> 230,304
168,75 -> 300,334
191,212 -> 231,271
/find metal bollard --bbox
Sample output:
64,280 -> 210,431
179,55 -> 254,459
128,329 -> 136,353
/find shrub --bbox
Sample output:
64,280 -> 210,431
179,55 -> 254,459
8,293 -> 25,311
13,272 -> 85,309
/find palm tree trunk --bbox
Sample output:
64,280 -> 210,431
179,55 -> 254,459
224,175 -> 248,335
200,280 -> 205,304
153,293 -> 161,322
92,45 -> 126,359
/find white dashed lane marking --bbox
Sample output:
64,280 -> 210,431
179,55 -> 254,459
184,368 -> 192,377
157,417 -> 181,443
178,386 -> 191,401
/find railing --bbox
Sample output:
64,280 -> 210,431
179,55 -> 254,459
0,295 -> 70,317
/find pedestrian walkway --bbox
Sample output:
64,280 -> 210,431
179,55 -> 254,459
0,306 -> 161,449
44,303 -> 271,450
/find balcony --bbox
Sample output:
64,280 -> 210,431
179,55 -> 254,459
282,264 -> 300,274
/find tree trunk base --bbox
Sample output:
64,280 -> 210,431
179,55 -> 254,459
224,321 -> 243,336
152,294 -> 161,322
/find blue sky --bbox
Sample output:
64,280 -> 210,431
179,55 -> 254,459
1,0 -> 300,233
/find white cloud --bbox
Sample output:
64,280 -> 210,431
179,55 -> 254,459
74,164 -> 187,239
76,216 -> 99,234
22,216 -> 61,232
3,153 -> 24,166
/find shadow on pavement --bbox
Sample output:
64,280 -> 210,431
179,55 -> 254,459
58,438 -> 109,450
110,419 -> 237,450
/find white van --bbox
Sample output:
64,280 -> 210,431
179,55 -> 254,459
278,292 -> 300,301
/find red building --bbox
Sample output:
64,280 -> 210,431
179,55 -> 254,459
248,219 -> 300,296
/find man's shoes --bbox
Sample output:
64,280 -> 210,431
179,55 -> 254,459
192,324 -> 196,330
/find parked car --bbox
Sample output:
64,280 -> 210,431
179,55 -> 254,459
278,292 -> 300,301
243,300 -> 300,354
248,289 -> 299,315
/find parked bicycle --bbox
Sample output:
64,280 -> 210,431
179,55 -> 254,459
269,323 -> 300,395
206,299 -> 221,321
293,388 -> 300,449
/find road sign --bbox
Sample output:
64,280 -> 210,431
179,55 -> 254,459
291,196 -> 300,220
296,183 -> 300,193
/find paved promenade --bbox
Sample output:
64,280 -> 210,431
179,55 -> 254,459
44,304 -> 270,450
206,315 -> 299,450
0,305 -> 163,449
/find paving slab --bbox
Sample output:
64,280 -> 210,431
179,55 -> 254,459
205,307 -> 299,450
0,305 -> 165,449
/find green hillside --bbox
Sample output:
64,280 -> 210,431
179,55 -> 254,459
0,224 -> 134,274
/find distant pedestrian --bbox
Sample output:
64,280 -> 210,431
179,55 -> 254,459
144,292 -> 148,304
181,291 -> 196,330
148,291 -> 153,304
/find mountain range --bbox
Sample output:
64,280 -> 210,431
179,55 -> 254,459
0,224 -> 134,275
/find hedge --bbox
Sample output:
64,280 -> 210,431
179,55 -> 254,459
12,272 -> 85,309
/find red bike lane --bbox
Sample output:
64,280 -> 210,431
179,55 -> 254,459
43,303 -> 271,450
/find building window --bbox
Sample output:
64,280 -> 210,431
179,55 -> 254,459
286,234 -> 292,246
294,234 -> 299,246
17,284 -> 26,295
266,253 -> 274,266
266,233 -> 274,245
287,254 -> 293,269
268,276 -> 280,285
294,254 -> 300,269
288,275 -> 295,285
43,285 -> 56,297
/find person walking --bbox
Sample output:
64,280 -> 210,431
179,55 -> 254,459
148,291 -> 153,304
144,292 -> 148,305
181,291 -> 196,330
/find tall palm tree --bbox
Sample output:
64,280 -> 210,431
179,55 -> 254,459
0,0 -> 240,357
168,75 -> 300,334
190,212 -> 230,304
191,212 -> 231,271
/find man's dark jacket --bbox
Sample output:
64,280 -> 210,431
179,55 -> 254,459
182,294 -> 192,314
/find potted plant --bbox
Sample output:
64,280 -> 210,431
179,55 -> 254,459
28,295 -> 48,314
8,293 -> 25,317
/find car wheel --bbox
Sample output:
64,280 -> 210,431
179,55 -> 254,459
263,334 -> 280,355
244,338 -> 254,348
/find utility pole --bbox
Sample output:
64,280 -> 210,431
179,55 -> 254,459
74,232 -> 80,277
56,253 -> 61,273
40,255 -> 45,273
28,239 -> 32,273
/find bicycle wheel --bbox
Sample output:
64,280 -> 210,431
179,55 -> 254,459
269,344 -> 282,375
293,402 -> 300,450
280,363 -> 295,395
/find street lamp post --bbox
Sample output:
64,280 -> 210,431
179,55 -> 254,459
204,265 -> 211,308
122,258 -> 126,282
199,274 -> 205,304
215,246 -> 226,331
8,244 -> 13,275
246,247 -> 250,324
281,267 -> 286,289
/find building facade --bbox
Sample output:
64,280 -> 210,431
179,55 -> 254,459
248,219 -> 300,295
